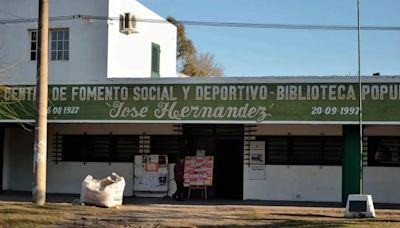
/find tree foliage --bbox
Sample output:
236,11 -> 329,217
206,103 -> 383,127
182,53 -> 223,77
167,16 -> 195,63
167,16 -> 223,77
0,46 -> 33,129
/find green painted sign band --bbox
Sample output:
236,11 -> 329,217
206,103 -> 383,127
1,83 -> 399,123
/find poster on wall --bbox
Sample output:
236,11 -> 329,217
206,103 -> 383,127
134,155 -> 168,192
249,141 -> 266,180
249,165 -> 266,180
249,141 -> 265,165
184,156 -> 214,187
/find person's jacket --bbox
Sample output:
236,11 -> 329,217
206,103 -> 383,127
174,160 -> 184,182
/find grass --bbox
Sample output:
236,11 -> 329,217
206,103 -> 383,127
1,202 -> 400,227
0,203 -> 68,227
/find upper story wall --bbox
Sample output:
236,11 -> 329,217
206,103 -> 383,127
0,0 -> 177,85
107,0 -> 177,78
0,0 -> 109,85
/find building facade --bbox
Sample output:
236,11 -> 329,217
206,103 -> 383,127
0,0 -> 177,83
1,1 -> 400,205
1,76 -> 400,204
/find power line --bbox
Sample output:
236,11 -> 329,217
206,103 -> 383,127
0,9 -> 25,19
0,15 -> 400,32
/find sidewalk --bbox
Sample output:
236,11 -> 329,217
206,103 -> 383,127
1,190 -> 399,209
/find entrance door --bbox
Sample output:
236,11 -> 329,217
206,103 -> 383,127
215,140 -> 243,199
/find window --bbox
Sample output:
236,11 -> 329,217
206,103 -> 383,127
151,135 -> 183,161
51,29 -> 69,61
368,137 -> 400,167
151,43 -> 160,77
257,136 -> 343,165
30,31 -> 38,60
56,134 -> 139,163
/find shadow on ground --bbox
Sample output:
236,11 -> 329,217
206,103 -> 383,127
1,190 -> 400,209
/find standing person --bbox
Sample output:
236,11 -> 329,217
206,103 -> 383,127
172,156 -> 185,201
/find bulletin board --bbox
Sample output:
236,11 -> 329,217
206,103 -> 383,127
183,156 -> 214,187
134,154 -> 168,192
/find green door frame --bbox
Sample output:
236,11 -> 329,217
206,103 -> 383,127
342,125 -> 362,205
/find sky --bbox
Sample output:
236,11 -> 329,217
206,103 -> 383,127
138,0 -> 400,77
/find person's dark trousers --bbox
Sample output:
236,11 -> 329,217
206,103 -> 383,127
173,181 -> 184,200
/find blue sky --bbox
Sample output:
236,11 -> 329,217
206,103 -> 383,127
139,0 -> 400,77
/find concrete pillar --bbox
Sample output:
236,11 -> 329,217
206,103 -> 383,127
342,125 -> 362,205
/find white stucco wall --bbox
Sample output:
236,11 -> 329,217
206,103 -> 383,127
363,125 -> 400,204
0,0 -> 177,85
2,123 -> 177,195
2,128 -> 34,191
46,123 -> 177,195
0,0 -> 109,85
107,0 -> 177,78
3,121 -> 400,203
243,124 -> 343,202
244,165 -> 342,202
364,167 -> 400,204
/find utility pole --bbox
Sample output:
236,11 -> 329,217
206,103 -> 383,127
357,0 -> 363,194
33,0 -> 49,206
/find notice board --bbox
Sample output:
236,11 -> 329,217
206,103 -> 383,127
134,155 -> 168,192
184,156 -> 214,187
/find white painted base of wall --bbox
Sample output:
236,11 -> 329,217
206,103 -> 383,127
2,128 -> 33,191
364,167 -> 400,204
3,124 -> 400,203
47,162 -> 134,196
244,165 -> 342,202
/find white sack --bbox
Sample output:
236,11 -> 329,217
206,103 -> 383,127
80,172 -> 126,208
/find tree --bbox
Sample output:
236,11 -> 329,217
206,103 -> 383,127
0,45 -> 33,129
182,53 -> 223,77
167,16 -> 195,65
167,16 -> 224,77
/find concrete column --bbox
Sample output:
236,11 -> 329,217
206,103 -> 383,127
342,125 -> 362,205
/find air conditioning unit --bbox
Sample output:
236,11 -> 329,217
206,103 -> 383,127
120,13 -> 138,34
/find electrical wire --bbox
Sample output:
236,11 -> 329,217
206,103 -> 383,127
0,9 -> 25,19
0,15 -> 400,32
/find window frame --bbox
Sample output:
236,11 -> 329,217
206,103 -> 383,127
29,30 -> 38,61
367,136 -> 400,167
151,42 -> 160,77
28,28 -> 70,61
56,134 -> 140,163
50,29 -> 70,61
256,136 -> 343,166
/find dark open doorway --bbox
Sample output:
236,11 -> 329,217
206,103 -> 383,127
215,139 -> 243,199
183,124 -> 244,199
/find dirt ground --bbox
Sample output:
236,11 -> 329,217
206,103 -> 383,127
1,199 -> 400,228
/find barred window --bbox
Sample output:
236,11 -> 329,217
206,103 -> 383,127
151,135 -> 183,162
368,137 -> 400,167
257,136 -> 343,165
56,135 -> 139,163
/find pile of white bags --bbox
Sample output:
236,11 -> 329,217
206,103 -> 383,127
80,172 -> 126,208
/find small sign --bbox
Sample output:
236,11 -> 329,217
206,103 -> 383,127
249,165 -> 266,180
196,149 -> 206,157
249,141 -> 265,165
349,201 -> 367,212
184,156 -> 214,187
